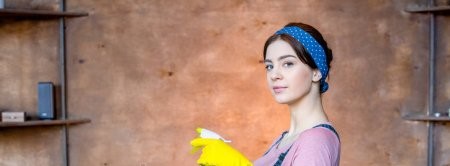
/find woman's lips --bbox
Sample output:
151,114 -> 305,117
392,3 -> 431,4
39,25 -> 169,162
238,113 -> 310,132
272,86 -> 287,93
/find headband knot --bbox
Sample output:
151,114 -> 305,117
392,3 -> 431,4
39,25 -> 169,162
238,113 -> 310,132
275,26 -> 329,93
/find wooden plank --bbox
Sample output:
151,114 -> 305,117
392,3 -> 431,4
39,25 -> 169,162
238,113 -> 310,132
0,9 -> 88,18
0,118 -> 91,127
405,5 -> 450,13
403,114 -> 450,121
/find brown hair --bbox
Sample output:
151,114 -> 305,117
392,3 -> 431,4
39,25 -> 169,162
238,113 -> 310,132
263,22 -> 333,71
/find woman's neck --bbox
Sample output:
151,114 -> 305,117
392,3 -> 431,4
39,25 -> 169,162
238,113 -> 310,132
285,90 -> 328,138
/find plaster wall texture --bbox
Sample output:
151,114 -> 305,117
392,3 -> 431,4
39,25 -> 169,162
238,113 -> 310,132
0,0 -> 449,165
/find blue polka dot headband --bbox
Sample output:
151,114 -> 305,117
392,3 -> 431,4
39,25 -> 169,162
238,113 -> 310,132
275,26 -> 329,93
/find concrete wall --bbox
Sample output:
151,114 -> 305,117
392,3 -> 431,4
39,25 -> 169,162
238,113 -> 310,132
0,0 -> 449,165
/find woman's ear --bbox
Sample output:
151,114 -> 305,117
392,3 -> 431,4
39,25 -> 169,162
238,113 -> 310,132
312,70 -> 322,82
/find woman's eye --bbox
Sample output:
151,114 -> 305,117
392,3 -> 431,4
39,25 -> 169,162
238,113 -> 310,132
265,64 -> 273,70
283,62 -> 294,67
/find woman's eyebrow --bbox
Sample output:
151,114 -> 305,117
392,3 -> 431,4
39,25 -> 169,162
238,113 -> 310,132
263,59 -> 272,63
264,55 -> 296,63
278,55 -> 297,61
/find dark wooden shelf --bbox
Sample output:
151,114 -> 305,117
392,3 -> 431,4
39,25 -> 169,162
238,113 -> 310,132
403,114 -> 450,122
405,5 -> 450,13
0,118 -> 91,128
0,9 -> 88,18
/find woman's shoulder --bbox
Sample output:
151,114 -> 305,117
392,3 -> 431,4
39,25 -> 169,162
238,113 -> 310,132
285,126 -> 341,165
295,126 -> 340,147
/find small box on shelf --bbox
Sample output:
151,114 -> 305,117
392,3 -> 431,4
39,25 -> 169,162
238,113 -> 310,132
1,112 -> 26,122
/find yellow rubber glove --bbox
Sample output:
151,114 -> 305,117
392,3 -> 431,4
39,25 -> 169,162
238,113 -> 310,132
190,128 -> 253,166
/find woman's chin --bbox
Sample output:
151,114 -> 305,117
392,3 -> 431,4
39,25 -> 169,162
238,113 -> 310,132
273,96 -> 293,104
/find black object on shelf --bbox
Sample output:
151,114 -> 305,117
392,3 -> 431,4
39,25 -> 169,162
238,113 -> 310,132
38,82 -> 55,120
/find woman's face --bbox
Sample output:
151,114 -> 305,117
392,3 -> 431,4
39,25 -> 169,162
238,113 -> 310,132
264,39 -> 317,104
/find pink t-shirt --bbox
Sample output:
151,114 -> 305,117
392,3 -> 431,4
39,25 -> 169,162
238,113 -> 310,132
253,125 -> 340,166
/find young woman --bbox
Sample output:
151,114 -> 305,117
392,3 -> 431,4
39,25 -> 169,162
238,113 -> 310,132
253,22 -> 340,165
191,22 -> 340,166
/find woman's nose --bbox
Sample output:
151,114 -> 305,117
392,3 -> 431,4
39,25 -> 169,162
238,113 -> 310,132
270,69 -> 283,81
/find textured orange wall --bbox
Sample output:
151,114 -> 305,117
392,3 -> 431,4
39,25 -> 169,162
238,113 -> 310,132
0,0 -> 449,165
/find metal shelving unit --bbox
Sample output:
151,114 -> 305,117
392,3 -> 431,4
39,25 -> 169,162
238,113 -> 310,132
402,1 -> 449,166
0,1 -> 89,166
